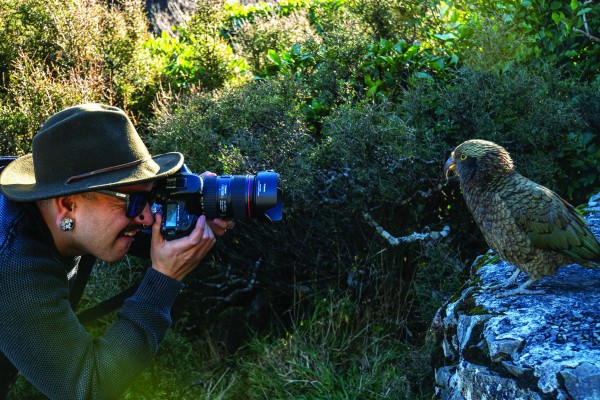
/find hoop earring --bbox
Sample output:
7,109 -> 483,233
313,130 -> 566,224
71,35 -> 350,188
60,217 -> 74,232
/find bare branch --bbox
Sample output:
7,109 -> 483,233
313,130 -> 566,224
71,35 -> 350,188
573,27 -> 600,43
363,212 -> 450,246
202,258 -> 261,313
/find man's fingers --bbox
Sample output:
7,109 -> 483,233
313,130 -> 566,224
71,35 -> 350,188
152,212 -> 164,244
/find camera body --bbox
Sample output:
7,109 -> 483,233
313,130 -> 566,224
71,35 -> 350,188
153,165 -> 282,239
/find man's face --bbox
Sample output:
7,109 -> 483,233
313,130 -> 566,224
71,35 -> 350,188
69,182 -> 155,262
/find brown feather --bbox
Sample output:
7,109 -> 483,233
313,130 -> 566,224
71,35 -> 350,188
445,139 -> 600,287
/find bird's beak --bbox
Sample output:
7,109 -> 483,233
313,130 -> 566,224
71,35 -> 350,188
444,156 -> 456,180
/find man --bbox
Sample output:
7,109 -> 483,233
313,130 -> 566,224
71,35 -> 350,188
0,104 -> 233,398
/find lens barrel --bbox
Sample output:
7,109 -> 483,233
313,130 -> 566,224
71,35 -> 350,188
201,172 -> 282,221
201,176 -> 219,218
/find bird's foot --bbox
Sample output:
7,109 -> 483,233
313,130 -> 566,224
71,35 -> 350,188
496,287 -> 545,297
495,278 -> 544,298
485,268 -> 522,291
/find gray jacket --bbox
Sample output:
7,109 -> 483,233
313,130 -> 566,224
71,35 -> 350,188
0,194 -> 184,399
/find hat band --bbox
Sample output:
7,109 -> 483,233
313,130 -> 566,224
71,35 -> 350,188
65,156 -> 152,184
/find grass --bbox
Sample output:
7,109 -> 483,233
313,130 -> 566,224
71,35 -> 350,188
11,249 -> 445,400
119,289 -> 435,399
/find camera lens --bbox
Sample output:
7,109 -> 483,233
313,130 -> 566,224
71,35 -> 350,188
201,172 -> 282,221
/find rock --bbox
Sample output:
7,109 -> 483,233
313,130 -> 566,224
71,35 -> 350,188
433,193 -> 600,400
559,362 -> 600,400
144,0 -> 196,34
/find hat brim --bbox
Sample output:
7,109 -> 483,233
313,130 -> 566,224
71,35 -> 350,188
0,152 -> 184,201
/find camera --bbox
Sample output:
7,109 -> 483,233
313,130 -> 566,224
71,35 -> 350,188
153,165 -> 283,239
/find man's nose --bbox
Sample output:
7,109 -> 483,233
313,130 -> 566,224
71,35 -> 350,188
134,204 -> 155,226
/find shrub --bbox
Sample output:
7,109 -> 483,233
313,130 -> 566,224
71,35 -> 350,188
456,0 -> 600,81
0,55 -> 104,155
148,78 -> 315,192
146,77 -> 326,349
144,29 -> 245,92
258,5 -> 373,132
230,10 -> 319,76
0,0 -> 159,154
438,68 -> 585,186
555,79 -> 600,201
145,0 -> 249,93
459,12 -> 536,73
348,0 -> 423,41
4,1 -> 600,399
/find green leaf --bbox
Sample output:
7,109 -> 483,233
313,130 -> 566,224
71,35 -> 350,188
268,49 -> 282,66
570,0 -> 578,11
577,7 -> 592,16
429,58 -> 445,70
366,85 -> 379,97
292,43 -> 302,56
405,45 -> 419,57
434,33 -> 458,41
564,50 -> 578,57
393,40 -> 407,52
415,71 -> 434,80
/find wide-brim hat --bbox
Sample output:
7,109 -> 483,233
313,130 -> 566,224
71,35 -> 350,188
0,103 -> 183,201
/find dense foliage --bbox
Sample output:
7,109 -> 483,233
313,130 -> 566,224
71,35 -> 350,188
2,0 -> 598,398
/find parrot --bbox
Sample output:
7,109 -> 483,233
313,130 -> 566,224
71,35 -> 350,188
444,139 -> 600,296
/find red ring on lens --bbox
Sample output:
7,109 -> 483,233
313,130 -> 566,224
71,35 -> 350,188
246,176 -> 252,219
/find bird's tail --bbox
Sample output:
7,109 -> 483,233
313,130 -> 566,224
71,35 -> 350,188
580,260 -> 599,269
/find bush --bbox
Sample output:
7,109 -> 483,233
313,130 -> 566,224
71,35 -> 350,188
4,1 -> 600,398
0,0 -> 159,154
145,74 -> 458,352
230,10 -> 319,76
145,0 -> 248,93
148,78 -> 315,193
438,68 -> 587,189
457,0 -> 600,80
555,79 -> 600,201
317,100 -> 440,208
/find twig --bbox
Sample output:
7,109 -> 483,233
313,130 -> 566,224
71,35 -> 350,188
203,258 -> 261,313
572,2 -> 600,43
363,212 -> 450,246
573,27 -> 600,43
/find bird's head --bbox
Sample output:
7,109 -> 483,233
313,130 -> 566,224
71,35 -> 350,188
444,139 -> 514,185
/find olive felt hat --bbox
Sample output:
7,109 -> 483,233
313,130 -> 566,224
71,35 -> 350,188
0,103 -> 183,201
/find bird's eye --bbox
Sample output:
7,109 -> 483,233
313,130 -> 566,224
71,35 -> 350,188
459,154 -> 468,161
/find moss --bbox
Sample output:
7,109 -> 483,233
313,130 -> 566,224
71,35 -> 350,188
465,305 -> 490,316
471,253 -> 500,274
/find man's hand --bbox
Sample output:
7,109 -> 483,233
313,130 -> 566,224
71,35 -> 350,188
208,218 -> 235,236
150,213 -> 216,281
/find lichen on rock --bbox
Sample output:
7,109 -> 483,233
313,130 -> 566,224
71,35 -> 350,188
433,193 -> 600,400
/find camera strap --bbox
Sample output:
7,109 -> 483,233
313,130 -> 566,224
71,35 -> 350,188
70,255 -> 140,326
76,282 -> 140,325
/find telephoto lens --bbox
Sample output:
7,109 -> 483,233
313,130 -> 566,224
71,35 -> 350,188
201,171 -> 282,221
155,165 -> 282,239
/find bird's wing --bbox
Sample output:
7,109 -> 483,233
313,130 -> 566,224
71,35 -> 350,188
505,177 -> 600,262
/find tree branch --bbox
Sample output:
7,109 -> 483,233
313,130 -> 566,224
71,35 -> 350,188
573,27 -> 600,43
363,212 -> 450,246
202,258 -> 261,314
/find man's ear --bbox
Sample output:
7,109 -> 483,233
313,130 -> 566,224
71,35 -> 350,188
55,196 -> 76,217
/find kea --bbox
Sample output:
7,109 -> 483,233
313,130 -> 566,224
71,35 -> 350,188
444,139 -> 600,296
